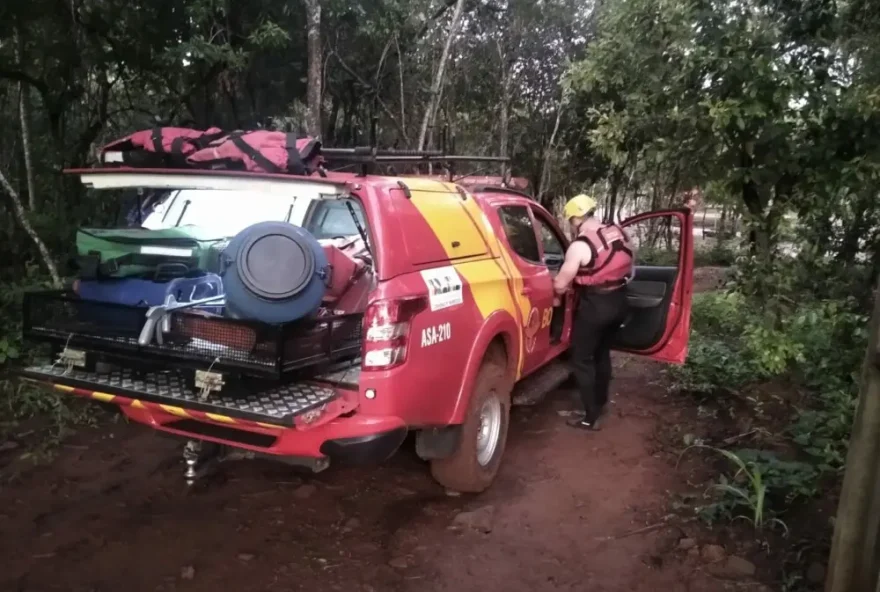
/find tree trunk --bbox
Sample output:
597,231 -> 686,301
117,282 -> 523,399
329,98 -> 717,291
605,167 -> 623,223
498,65 -> 513,180
826,278 -> 880,592
303,0 -> 323,138
740,146 -> 769,257
537,102 -> 564,205
716,205 -> 727,246
395,35 -> 406,140
838,193 -> 871,265
13,26 -> 36,210
325,94 -> 340,145
417,0 -> 466,151
0,168 -> 62,287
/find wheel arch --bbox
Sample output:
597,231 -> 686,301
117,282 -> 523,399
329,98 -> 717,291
448,309 -> 520,424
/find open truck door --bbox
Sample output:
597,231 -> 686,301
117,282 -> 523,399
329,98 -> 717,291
611,208 -> 695,364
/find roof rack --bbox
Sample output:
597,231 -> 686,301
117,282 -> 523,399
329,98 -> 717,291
465,185 -> 533,199
321,119 -> 511,182
90,119 -> 514,184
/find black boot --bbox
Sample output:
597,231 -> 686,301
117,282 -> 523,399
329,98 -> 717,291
566,414 -> 600,431
566,404 -> 607,431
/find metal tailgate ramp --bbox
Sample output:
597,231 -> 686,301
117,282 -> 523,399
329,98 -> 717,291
20,363 -> 337,427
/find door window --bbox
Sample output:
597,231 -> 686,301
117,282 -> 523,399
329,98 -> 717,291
497,206 -> 541,263
623,215 -> 682,267
611,209 -> 694,364
533,215 -> 566,269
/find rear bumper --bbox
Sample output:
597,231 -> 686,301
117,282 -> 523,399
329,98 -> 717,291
20,364 -> 407,466
129,405 -> 407,465
320,429 -> 408,465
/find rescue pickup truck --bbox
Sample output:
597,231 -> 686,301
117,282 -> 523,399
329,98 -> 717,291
19,165 -> 693,493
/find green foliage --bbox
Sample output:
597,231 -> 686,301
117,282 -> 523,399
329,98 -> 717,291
0,271 -> 97,438
668,291 -> 801,394
670,275 -> 867,533
671,286 -> 866,405
566,0 -> 880,286
786,301 -> 868,470
636,243 -> 738,268
698,446 -> 818,530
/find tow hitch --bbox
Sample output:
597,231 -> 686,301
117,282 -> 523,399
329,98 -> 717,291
181,438 -> 331,486
182,439 -> 222,486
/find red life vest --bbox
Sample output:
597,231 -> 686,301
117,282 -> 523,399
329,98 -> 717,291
573,222 -> 634,288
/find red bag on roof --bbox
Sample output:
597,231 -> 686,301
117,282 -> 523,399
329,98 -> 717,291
186,131 -> 322,175
100,127 -> 225,166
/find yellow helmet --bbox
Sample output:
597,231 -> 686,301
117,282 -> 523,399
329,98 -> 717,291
563,194 -> 598,220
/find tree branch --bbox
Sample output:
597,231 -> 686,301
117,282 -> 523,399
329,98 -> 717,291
418,0 -> 467,151
329,51 -> 410,143
0,169 -> 62,287
0,66 -> 50,98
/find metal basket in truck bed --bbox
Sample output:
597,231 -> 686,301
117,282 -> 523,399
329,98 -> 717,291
23,290 -> 363,379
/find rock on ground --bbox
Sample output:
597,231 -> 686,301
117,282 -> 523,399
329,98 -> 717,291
452,506 -> 496,534
700,544 -> 726,563
709,556 -> 756,579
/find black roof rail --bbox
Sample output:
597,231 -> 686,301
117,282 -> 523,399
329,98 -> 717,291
466,184 -> 534,199
322,147 -> 509,164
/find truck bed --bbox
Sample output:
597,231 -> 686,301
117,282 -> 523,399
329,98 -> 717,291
23,290 -> 363,379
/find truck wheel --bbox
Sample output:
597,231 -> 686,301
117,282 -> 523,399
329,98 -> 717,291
430,356 -> 511,493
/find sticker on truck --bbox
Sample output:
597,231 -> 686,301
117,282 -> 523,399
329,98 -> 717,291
420,266 -> 464,311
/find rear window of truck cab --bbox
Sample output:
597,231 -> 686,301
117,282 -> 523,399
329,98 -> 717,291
302,199 -> 368,241
78,173 -> 351,239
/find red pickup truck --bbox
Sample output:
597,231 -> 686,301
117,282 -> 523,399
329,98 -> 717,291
21,167 -> 694,493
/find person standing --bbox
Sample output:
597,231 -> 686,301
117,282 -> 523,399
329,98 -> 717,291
552,194 -> 634,431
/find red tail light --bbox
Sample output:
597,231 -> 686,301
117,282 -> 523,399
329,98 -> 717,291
362,297 -> 427,370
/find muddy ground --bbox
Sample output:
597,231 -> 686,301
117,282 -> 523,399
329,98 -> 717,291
1,268 -> 796,592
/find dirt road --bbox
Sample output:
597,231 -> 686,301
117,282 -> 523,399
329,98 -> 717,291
2,269 -> 749,592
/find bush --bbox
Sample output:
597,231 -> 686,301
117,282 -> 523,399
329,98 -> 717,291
786,301 -> 867,470
694,244 -> 739,267
698,447 -> 819,529
0,272 -> 83,425
670,291 -> 865,407
672,282 -> 868,530
636,243 -> 739,268
667,291 -> 801,394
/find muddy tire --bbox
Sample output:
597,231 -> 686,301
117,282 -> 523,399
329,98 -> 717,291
430,354 -> 511,493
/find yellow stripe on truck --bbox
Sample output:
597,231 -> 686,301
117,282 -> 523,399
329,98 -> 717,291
454,259 -> 527,378
404,181 -> 530,379
206,413 -> 236,424
406,185 -> 489,259
457,192 -> 532,332
159,405 -> 191,418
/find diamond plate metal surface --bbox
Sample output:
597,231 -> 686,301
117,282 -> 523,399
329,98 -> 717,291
25,363 -> 337,421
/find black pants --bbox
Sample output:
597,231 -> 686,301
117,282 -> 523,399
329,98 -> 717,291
570,287 -> 629,423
